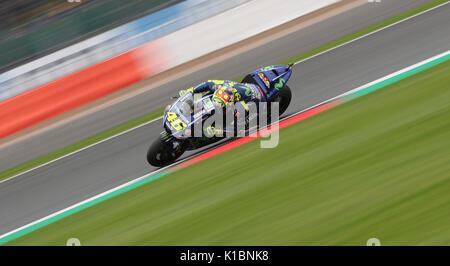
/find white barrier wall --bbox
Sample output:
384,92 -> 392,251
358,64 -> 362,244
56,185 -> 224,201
0,0 -> 340,102
148,0 -> 340,72
0,0 -> 251,101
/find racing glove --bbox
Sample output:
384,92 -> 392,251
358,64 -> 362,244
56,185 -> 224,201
205,126 -> 224,138
178,87 -> 194,97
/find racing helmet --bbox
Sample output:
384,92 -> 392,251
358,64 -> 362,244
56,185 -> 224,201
212,85 -> 234,107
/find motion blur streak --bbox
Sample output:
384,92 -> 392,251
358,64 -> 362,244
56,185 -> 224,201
0,41 -> 164,140
0,0 -> 336,140
0,50 -> 447,245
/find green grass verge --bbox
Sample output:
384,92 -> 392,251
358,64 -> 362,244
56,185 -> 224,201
8,59 -> 450,246
0,0 -> 447,182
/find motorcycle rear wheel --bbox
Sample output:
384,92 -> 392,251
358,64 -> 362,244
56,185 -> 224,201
269,85 -> 292,117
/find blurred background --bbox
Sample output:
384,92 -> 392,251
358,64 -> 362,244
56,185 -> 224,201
0,0 -> 251,102
0,0 -> 181,71
1,0 -> 449,246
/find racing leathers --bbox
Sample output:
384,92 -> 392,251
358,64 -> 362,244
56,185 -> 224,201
179,80 -> 266,137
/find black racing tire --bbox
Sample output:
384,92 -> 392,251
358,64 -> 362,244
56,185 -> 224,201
241,74 -> 258,85
270,85 -> 292,117
241,74 -> 292,115
147,137 -> 185,167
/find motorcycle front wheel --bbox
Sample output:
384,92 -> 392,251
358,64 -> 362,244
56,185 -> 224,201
147,137 -> 185,167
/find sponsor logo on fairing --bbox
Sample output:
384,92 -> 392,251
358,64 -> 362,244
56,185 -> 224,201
258,72 -> 271,88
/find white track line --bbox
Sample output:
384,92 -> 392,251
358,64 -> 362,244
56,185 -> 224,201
1,0 -> 448,185
0,116 -> 164,184
287,50 -> 449,120
0,140 -> 233,241
293,1 -> 450,66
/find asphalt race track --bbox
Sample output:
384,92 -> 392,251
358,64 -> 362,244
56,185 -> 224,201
0,0 -> 436,171
0,0 -> 449,236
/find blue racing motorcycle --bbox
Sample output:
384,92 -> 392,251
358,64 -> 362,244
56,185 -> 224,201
147,64 -> 294,167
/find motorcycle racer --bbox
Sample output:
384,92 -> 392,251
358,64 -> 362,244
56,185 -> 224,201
178,80 -> 266,137
147,64 -> 293,167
